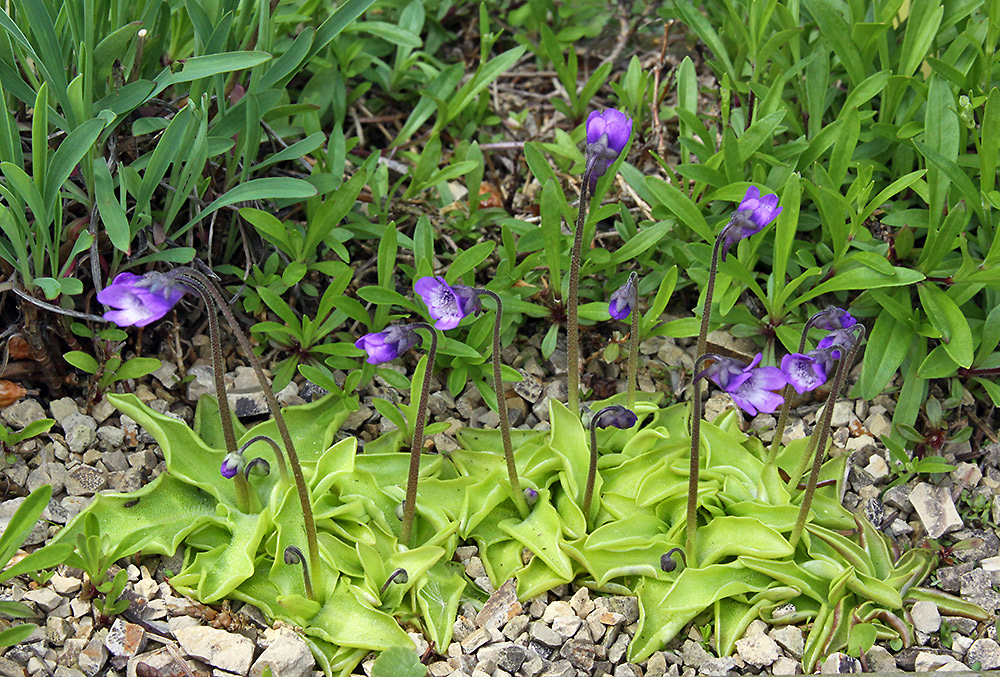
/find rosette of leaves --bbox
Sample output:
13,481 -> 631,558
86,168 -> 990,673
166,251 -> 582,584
453,397 -> 985,671
40,391 -> 466,676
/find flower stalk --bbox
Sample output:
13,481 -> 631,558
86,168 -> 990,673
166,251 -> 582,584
477,289 -> 528,518
566,163 -> 593,415
399,323 -> 438,546
176,269 -> 319,599
789,325 -> 866,548
585,405 -> 637,529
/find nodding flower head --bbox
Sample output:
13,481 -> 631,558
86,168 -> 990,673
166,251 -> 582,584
414,276 -> 480,330
700,353 -> 786,417
585,109 -> 632,184
817,328 -> 857,360
721,186 -> 782,261
220,452 -> 244,480
608,275 -> 637,321
813,306 -> 857,332
97,271 -> 188,327
595,405 -> 638,430
780,352 -> 829,395
355,324 -> 421,364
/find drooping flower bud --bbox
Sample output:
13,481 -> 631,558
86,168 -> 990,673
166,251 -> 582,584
355,324 -> 421,364
720,186 -> 782,261
98,271 -> 188,327
585,109 -> 632,185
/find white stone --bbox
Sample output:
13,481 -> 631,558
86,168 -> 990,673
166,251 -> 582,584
770,625 -> 804,659
22,587 -> 63,612
966,638 -> 1000,670
914,652 -> 964,671
910,482 -> 963,538
250,628 -> 314,677
735,633 -> 780,667
864,412 -> 891,438
981,556 -> 1000,586
820,652 -> 860,673
864,454 -> 889,479
911,600 -> 942,634
175,626 -> 255,675
50,573 -> 82,595
771,657 -> 800,675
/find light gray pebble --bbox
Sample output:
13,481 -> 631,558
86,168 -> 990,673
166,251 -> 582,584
771,656 -> 801,675
699,656 -> 737,676
2,398 -> 46,429
967,638 -> 1000,670
66,464 -> 106,496
529,622 -> 562,647
49,397 -> 80,426
735,632 -> 780,667
910,600 -> 941,634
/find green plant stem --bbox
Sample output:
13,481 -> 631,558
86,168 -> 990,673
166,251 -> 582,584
789,327 -> 866,548
477,290 -> 528,518
686,354 -> 714,564
400,323 -> 438,547
177,270 -> 319,600
769,311 -> 827,461
695,221 -> 739,361
567,165 -> 595,415
626,273 -> 639,411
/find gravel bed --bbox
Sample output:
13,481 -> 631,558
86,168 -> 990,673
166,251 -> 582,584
1,332 -> 998,676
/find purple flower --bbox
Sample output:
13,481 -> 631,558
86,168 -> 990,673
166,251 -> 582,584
608,276 -> 637,320
813,306 -> 857,331
595,405 -> 638,429
585,109 -> 632,184
355,324 -> 420,364
97,271 -> 187,327
414,276 -> 479,330
817,328 -> 856,360
700,353 -> 786,416
721,186 -> 782,261
220,452 -> 243,479
780,352 -> 828,395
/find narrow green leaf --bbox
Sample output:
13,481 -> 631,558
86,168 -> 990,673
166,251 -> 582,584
917,283 -> 974,368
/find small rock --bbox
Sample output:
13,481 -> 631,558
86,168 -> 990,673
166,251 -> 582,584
22,587 -> 63,612
966,638 -> 1000,670
914,652 -> 965,671
250,627 -> 314,677
50,573 -> 82,595
865,645 -> 897,672
679,641 -> 711,670
910,600 -> 941,634
817,401 -> 855,428
2,398 -> 46,428
910,482 -> 963,538
529,623 -> 562,647
820,652 -> 860,673
735,633 -> 780,667
78,637 -> 108,677
476,579 -> 522,631
460,627 -> 491,654
559,638 -> 595,671
66,465 -> 106,496
961,569 -> 1000,613
771,656 -> 800,675
700,656 -> 737,676
175,626 -> 255,675
104,618 -> 146,658
865,412 -> 891,438
864,455 -> 888,479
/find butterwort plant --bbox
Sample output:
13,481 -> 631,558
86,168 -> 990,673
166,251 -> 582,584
695,186 -> 782,360
414,276 -> 529,517
355,321 -> 438,545
567,109 -> 632,414
609,272 -> 640,410
686,353 -> 786,559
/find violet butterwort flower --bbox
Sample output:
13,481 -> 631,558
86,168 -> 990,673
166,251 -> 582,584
414,276 -> 479,330
817,328 -> 856,360
355,324 -> 420,364
585,109 -> 632,184
813,306 -> 857,331
595,405 -> 638,429
97,271 -> 187,327
220,452 -> 244,479
701,354 -> 786,416
608,276 -> 636,320
721,186 -> 783,261
781,352 -> 828,395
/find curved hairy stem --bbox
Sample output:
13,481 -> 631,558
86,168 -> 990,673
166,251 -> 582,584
567,164 -> 595,415
477,290 -> 528,517
770,309 -> 829,460
177,269 -> 319,599
400,323 -> 437,546
626,272 -> 640,411
789,326 -> 866,548
695,221 -> 739,361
